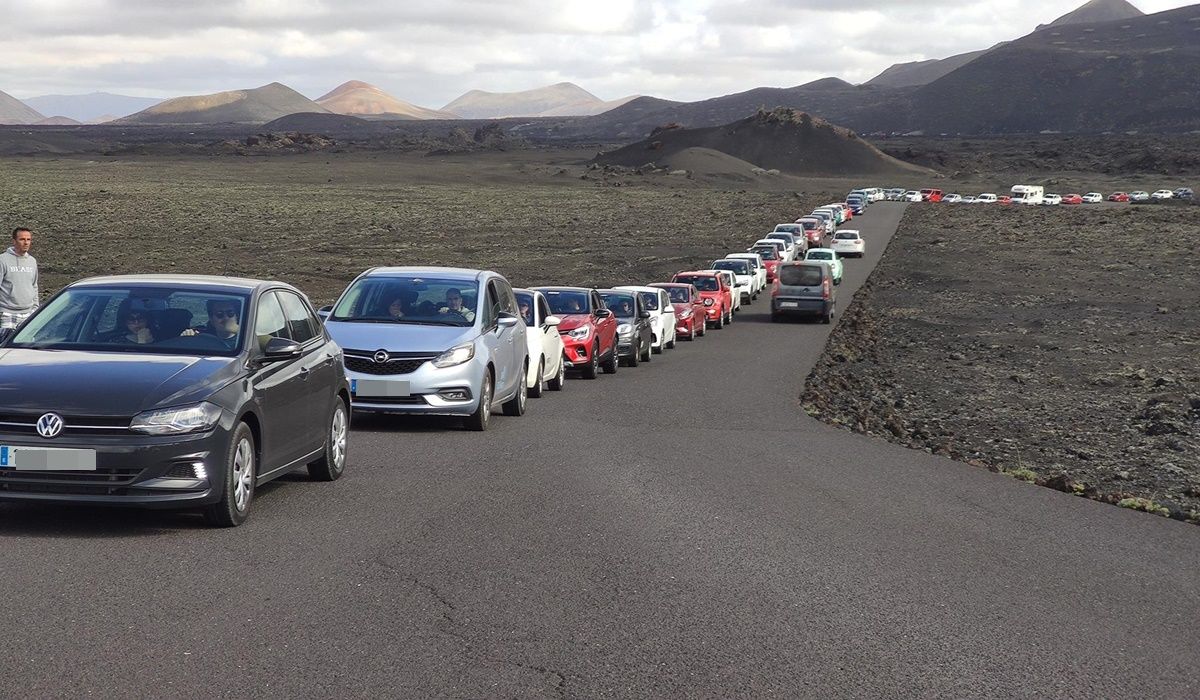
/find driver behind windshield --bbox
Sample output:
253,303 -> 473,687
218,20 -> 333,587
609,297 -> 634,318
182,299 -> 242,349
438,288 -> 476,323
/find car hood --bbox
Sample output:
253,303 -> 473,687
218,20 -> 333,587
325,321 -> 476,354
0,349 -> 240,417
553,314 -> 594,332
671,303 -> 693,315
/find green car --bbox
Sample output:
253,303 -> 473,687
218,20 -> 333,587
804,248 -> 843,285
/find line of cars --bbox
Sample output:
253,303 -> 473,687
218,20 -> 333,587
854,185 -> 1194,205
0,199 -> 878,525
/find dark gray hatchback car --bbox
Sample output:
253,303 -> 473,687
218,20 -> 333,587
0,275 -> 350,526
770,262 -> 837,324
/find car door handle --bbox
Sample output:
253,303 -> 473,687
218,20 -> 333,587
299,367 -> 311,380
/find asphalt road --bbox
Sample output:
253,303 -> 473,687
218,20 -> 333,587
1,202 -> 1196,698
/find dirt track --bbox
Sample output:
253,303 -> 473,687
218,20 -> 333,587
803,201 -> 1200,521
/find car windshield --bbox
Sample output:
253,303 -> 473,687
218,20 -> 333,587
331,276 -> 479,326
751,247 -> 778,260
711,260 -> 748,274
662,287 -> 691,303
779,265 -> 823,287
807,251 -> 833,260
599,292 -> 636,318
9,285 -> 250,356
835,232 -> 859,240
542,290 -> 591,315
766,234 -> 792,245
636,291 -> 659,311
513,291 -> 536,326
675,275 -> 718,292
774,225 -> 801,233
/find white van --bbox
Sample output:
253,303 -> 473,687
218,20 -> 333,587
1011,185 -> 1044,205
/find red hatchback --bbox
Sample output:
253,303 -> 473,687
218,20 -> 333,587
672,271 -> 733,329
1108,192 -> 1130,202
749,244 -> 783,282
1062,193 -> 1083,205
997,195 -> 1013,205
532,286 -> 619,379
794,217 -> 825,247
649,283 -> 706,340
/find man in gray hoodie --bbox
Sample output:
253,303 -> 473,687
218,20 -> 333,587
0,228 -> 39,329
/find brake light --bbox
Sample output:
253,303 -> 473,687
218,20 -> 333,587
822,279 -> 831,300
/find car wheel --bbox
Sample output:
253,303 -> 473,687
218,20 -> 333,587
822,308 -> 833,324
581,342 -> 599,379
464,371 -> 493,430
308,398 -> 348,482
627,341 -> 639,367
641,338 -> 652,362
529,357 -> 545,398
602,343 -> 619,374
697,319 -> 706,336
651,338 -> 662,354
502,362 -> 528,416
203,422 -> 256,527
714,311 -> 724,330
549,355 -> 566,391
666,334 -> 676,349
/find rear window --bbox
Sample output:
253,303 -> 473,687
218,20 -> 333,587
834,232 -> 859,240
779,265 -> 823,287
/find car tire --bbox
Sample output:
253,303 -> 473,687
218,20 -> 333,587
714,311 -> 724,330
502,362 -> 528,416
822,308 -> 833,324
602,343 -> 619,374
581,343 -> 599,380
697,319 -> 706,337
308,398 -> 348,482
529,357 -> 545,398
464,371 -> 493,430
627,342 -> 639,367
666,335 -> 676,349
652,339 -> 662,355
203,422 -> 256,528
641,338 -> 652,362
549,356 -> 566,391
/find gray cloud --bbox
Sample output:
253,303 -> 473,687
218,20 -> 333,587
0,0 -> 1192,107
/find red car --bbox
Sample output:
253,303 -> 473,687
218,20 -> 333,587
997,195 -> 1013,205
794,217 -> 825,247
1062,193 -> 1083,205
920,188 -> 944,202
532,286 -> 619,379
1108,192 -> 1130,202
672,271 -> 732,329
649,282 -> 706,340
749,244 -> 782,282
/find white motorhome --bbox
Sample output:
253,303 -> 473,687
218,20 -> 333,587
1011,185 -> 1044,205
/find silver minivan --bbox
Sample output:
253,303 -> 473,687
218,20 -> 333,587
322,267 -> 529,430
770,261 -> 836,324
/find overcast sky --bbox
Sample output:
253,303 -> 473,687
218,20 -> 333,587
1,0 -> 1192,106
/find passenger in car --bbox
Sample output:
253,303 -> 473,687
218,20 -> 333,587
518,298 -> 534,325
386,297 -> 408,319
113,309 -> 156,344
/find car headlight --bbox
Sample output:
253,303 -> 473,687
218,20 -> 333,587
617,323 -> 632,335
131,402 -> 223,435
566,325 -> 591,340
678,309 -> 692,318
433,341 -> 476,368
703,298 -> 714,307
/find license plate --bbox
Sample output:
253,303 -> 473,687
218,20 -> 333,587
352,378 -> 410,397
0,445 -> 97,471
780,301 -> 799,308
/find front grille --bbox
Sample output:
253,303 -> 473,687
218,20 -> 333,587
0,467 -> 143,495
0,412 -> 131,436
350,396 -> 427,405
343,352 -> 437,376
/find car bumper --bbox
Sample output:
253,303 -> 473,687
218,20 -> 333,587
0,427 -> 228,508
772,298 -> 831,316
349,355 -> 487,416
560,335 -> 596,369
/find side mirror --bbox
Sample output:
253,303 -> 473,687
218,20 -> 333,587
544,315 -> 562,327
638,311 -> 651,320
262,336 -> 302,362
594,308 -> 613,319
317,305 -> 332,320
497,312 -> 520,328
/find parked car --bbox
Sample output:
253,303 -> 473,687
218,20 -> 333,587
599,290 -> 653,366
749,245 -> 782,282
1151,189 -> 1174,200
808,210 -> 836,234
813,205 -> 845,226
327,267 -> 528,431
976,193 -> 998,203
771,262 -> 836,324
1173,187 -> 1194,199
803,248 -> 843,285
830,229 -> 866,258
1082,192 -> 1104,203
1129,191 -> 1150,201
886,188 -> 907,201
649,283 -> 706,340
672,271 -> 732,329
1041,194 -> 1063,205
961,195 -> 977,203
845,195 -> 866,215
997,195 -> 1013,205
828,203 -> 853,221
1108,192 -> 1130,202
533,287 -> 620,379
1061,193 -> 1083,205
513,288 -> 566,397
919,188 -> 944,202
752,238 -> 789,264
765,231 -> 801,260
943,193 -> 963,203
0,275 -> 350,526
710,258 -> 757,303
707,269 -> 741,314
773,223 -> 805,240
905,191 -> 923,202
614,285 -> 677,353
794,217 -> 826,247
723,252 -> 767,295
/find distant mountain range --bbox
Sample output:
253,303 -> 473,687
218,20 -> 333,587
441,83 -> 637,119
0,89 -> 45,124
23,92 -> 162,123
315,81 -> 457,120
117,82 -> 329,124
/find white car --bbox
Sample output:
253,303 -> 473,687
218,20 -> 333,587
976,193 -> 998,203
905,190 -> 922,202
1042,194 -> 1063,205
753,238 -> 792,263
943,193 -> 963,203
710,258 -> 757,303
1082,192 -> 1103,203
830,229 -> 865,258
1151,189 -> 1174,200
513,288 -> 566,397
614,285 -> 677,353
1129,191 -> 1150,201
703,269 -> 741,314
724,252 -> 767,295
814,205 -> 845,225
808,211 -> 836,234
961,195 -> 977,203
